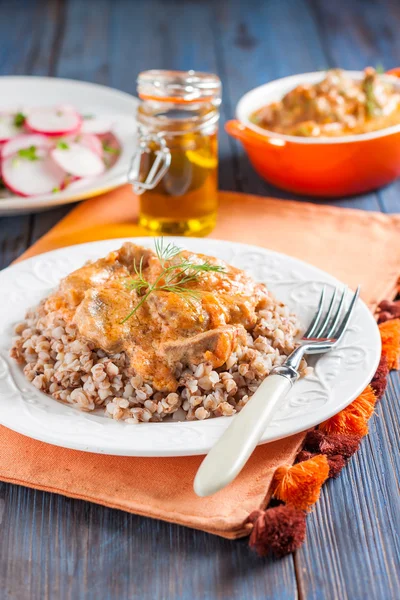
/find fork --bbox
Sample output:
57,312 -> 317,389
193,285 -> 360,497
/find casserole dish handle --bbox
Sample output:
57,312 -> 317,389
225,120 -> 286,147
386,67 -> 400,77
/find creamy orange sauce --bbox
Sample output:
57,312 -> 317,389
46,243 -> 269,392
251,67 -> 400,137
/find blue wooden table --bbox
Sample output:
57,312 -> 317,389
0,1 -> 399,598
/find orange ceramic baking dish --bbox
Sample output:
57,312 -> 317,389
226,69 -> 400,197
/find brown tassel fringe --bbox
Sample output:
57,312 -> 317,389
303,429 -> 360,458
295,450 -> 347,479
248,506 -> 306,557
377,299 -> 400,323
246,314 -> 400,558
370,355 -> 389,400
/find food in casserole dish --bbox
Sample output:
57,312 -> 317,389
250,67 -> 400,137
11,242 -> 306,423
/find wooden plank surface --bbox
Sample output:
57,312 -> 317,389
292,5 -> 400,598
0,1 -> 399,598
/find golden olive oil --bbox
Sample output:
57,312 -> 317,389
133,71 -> 221,237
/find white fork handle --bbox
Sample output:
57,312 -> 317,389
193,374 -> 292,497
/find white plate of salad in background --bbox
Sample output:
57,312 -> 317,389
0,76 -> 139,215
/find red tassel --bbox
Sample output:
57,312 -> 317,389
295,450 -> 315,463
248,505 -> 306,557
296,449 -> 347,479
304,429 -> 360,458
326,454 -> 347,478
370,354 -> 389,400
377,299 -> 400,323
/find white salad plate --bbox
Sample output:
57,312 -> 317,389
0,76 -> 138,215
0,237 -> 381,456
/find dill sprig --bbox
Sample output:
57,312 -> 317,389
121,239 -> 225,323
154,238 -> 181,265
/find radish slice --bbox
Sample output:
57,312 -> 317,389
61,133 -> 103,156
26,107 -> 82,136
76,133 -> 103,156
52,133 -> 102,158
0,113 -> 23,142
1,134 -> 53,158
2,148 -> 66,196
51,143 -> 105,177
81,117 -> 113,135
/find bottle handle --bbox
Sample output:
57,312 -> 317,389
128,132 -> 171,195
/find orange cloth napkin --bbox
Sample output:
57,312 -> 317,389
23,186 -> 400,309
2,186 -> 400,539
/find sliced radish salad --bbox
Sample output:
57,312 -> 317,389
0,106 -> 121,197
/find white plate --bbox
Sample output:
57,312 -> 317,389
0,238 -> 381,456
0,76 -> 138,215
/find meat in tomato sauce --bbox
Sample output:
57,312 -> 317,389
251,68 -> 400,137
45,243 -> 270,393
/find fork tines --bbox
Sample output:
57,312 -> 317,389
303,285 -> 360,342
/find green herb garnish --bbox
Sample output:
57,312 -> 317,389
375,63 -> 385,75
122,239 -> 225,322
52,187 -> 60,193
364,79 -> 381,118
295,124 -> 313,137
56,140 -> 69,150
249,113 -> 261,125
14,112 -> 26,127
18,145 -> 39,161
82,114 -> 94,119
102,142 -> 120,155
